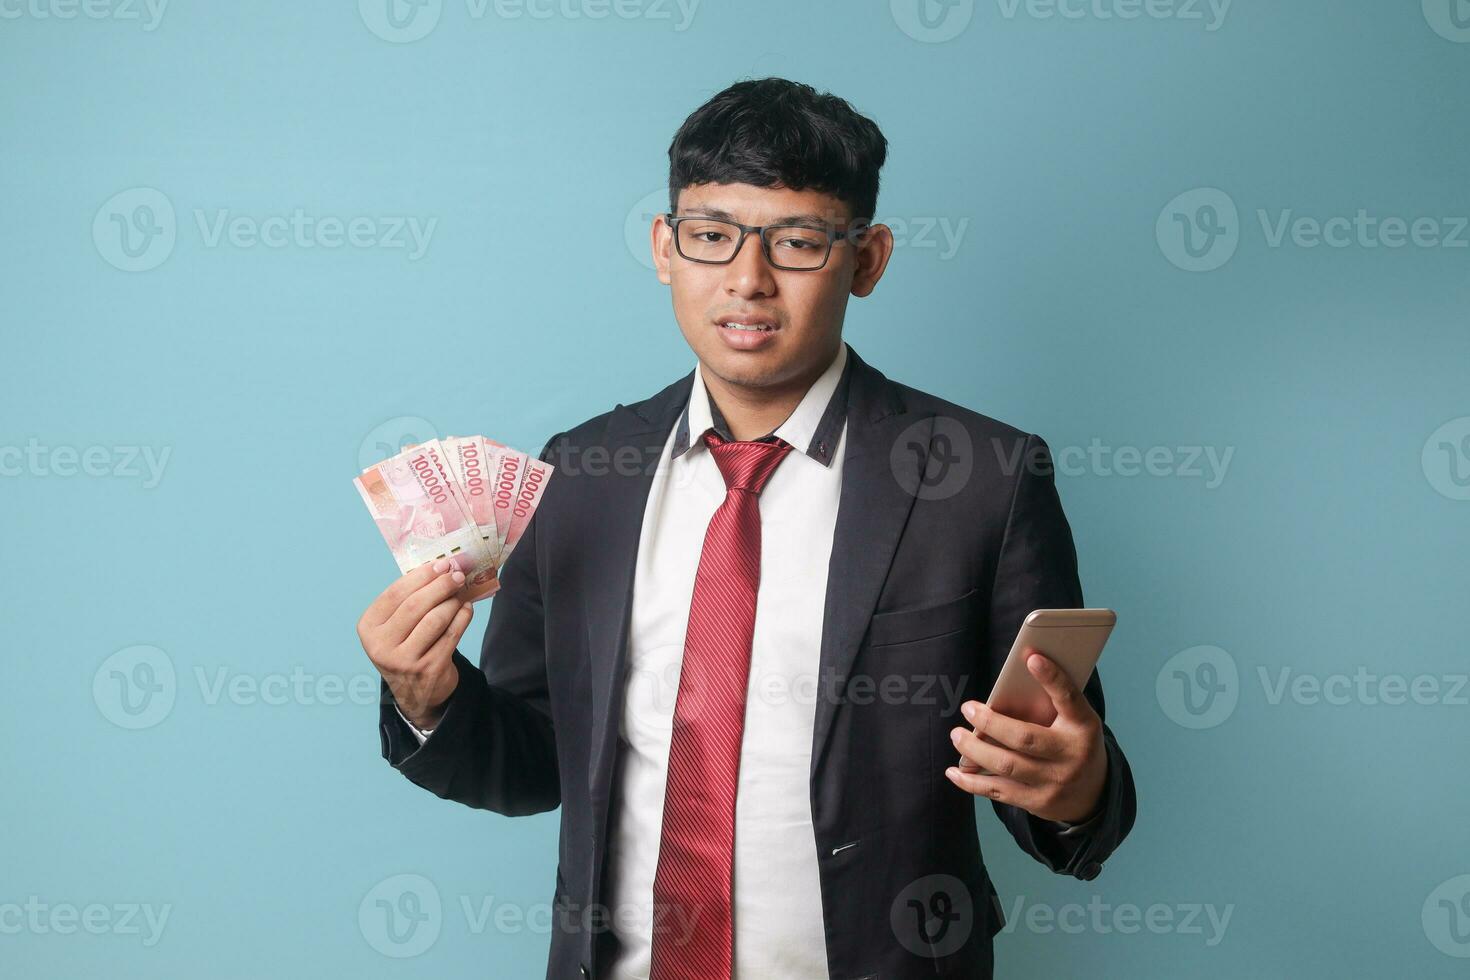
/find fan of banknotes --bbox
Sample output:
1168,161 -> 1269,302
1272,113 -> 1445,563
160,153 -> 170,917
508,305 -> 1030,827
354,436 -> 555,602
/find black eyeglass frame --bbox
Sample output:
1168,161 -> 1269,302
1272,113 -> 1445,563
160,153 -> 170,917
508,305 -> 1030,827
663,212 -> 868,271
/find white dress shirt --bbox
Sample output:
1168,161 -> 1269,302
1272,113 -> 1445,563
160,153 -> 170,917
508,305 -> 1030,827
603,342 -> 849,980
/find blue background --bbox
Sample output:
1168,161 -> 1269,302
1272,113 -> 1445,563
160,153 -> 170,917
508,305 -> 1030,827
4,0 -> 1469,976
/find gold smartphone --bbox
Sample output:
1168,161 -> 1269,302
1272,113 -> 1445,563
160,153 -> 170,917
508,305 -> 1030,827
957,608 -> 1116,772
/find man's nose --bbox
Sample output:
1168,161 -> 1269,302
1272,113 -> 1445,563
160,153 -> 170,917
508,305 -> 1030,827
722,231 -> 776,297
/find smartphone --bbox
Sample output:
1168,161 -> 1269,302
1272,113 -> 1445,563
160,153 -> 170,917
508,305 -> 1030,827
957,608 -> 1116,772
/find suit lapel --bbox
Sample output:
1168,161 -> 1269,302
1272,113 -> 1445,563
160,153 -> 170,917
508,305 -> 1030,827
810,351 -> 930,779
583,372 -> 693,853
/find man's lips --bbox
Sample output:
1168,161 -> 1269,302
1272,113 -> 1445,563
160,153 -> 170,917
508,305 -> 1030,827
714,314 -> 780,332
713,315 -> 781,349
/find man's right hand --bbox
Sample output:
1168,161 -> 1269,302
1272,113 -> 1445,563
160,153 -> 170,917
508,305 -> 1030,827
357,558 -> 477,731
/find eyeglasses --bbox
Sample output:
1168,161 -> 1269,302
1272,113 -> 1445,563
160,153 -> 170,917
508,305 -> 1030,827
664,212 -> 866,271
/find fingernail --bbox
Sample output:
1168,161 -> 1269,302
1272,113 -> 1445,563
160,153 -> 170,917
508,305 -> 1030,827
949,728 -> 964,743
462,601 -> 473,612
960,702 -> 977,721
451,570 -> 465,584
945,767 -> 960,779
432,559 -> 450,573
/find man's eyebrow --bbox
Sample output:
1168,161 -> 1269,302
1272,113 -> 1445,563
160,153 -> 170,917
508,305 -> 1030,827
681,205 -> 840,227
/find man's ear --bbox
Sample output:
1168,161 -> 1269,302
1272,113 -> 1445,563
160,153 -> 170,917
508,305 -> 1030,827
850,223 -> 895,298
652,213 -> 673,285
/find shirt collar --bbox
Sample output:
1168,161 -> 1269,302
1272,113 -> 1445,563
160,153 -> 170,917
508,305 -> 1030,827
671,341 -> 851,467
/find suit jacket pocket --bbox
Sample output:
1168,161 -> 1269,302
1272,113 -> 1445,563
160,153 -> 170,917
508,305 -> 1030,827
865,587 -> 981,648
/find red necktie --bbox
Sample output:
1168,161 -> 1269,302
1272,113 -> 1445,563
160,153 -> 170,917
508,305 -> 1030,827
648,430 -> 794,980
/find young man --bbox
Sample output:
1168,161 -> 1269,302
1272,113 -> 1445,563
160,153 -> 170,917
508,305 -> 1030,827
357,77 -> 1136,980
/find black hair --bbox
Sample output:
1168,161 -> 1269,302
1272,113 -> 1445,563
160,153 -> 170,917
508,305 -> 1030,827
667,77 -> 889,225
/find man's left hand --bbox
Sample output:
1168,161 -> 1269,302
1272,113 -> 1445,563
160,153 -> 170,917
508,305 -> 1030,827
944,649 -> 1108,824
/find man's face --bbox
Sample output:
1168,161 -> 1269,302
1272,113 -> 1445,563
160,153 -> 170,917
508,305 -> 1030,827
652,182 -> 892,393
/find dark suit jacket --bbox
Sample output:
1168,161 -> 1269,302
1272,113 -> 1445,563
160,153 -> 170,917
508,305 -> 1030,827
378,345 -> 1137,979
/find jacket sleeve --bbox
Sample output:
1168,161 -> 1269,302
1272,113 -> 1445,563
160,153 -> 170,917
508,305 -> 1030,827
375,433 -> 565,817
983,432 -> 1137,880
